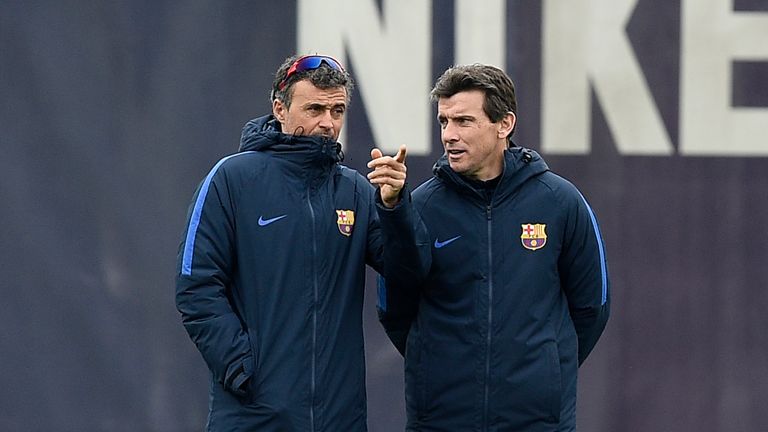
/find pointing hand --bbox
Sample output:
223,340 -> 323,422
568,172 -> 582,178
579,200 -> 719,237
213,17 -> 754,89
367,145 -> 407,208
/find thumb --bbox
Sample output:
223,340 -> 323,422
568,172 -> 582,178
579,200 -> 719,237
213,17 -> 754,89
394,145 -> 407,163
370,148 -> 383,160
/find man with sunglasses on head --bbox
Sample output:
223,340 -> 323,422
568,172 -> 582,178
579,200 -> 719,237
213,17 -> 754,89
373,64 -> 610,431
175,54 -> 408,431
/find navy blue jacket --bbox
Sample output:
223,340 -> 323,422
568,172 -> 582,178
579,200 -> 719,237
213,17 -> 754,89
378,148 -> 610,431
176,115 -> 389,431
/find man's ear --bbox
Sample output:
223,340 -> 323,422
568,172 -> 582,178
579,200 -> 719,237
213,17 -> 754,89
498,111 -> 516,139
273,99 -> 286,123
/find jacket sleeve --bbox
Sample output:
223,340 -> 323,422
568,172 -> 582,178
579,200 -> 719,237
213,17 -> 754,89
372,188 -> 431,356
175,165 -> 254,397
558,188 -> 610,366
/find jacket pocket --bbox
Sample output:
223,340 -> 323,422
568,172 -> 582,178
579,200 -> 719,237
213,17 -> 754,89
408,337 -> 478,425
544,341 -> 563,422
497,341 -> 562,425
404,331 -> 426,416
244,328 -> 261,404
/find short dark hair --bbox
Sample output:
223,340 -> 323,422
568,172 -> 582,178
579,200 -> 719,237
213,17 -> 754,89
270,55 -> 354,108
430,64 -> 517,123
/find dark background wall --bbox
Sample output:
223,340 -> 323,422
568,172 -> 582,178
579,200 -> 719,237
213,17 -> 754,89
2,1 -> 767,431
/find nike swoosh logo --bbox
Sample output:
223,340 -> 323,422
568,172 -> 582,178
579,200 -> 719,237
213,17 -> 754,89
258,214 -> 287,226
434,235 -> 461,249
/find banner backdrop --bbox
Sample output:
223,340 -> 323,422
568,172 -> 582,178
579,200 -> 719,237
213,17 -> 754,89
2,1 -> 767,431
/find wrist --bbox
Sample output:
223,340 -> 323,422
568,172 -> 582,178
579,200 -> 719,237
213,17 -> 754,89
382,196 -> 400,208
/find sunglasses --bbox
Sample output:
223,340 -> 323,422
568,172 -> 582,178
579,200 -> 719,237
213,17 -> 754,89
278,55 -> 345,90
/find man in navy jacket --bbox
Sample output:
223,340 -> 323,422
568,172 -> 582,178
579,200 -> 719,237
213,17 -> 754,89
175,54 -> 407,431
374,64 -> 610,431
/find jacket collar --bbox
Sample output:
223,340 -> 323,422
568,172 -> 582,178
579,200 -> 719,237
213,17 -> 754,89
238,115 -> 343,180
434,146 -> 549,203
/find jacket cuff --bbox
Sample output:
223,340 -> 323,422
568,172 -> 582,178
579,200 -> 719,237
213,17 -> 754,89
375,185 -> 410,211
225,354 -> 254,397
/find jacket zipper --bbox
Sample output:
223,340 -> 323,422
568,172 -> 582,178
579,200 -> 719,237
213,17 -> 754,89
483,204 -> 493,431
307,188 -> 318,432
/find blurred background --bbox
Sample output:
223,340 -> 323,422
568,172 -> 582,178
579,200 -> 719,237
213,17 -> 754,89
2,1 -> 767,431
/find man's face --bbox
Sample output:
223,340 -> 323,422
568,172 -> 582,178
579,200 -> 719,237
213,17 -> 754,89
437,90 -> 514,181
273,79 -> 347,141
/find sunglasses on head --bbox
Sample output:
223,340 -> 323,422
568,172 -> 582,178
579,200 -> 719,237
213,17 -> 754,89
278,55 -> 345,90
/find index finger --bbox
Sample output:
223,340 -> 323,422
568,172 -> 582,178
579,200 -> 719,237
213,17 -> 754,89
394,145 -> 407,163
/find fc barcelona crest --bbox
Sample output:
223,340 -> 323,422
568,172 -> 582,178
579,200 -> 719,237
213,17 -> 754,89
521,223 -> 547,251
336,210 -> 355,236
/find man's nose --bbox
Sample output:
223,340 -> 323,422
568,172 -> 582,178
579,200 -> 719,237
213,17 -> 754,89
318,109 -> 334,129
442,122 -> 459,142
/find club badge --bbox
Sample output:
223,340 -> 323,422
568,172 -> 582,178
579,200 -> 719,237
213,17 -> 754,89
521,223 -> 547,251
336,210 -> 355,236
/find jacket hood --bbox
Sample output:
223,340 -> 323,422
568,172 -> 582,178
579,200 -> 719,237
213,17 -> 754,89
238,115 -> 343,170
434,146 -> 549,202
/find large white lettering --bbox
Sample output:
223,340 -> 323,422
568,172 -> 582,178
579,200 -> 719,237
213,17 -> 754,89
680,0 -> 768,156
454,0 -> 505,67
541,0 -> 673,155
297,0 -> 432,155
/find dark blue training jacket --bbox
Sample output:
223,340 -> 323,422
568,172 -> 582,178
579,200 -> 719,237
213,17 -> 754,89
176,115 -> 388,431
378,147 -> 610,432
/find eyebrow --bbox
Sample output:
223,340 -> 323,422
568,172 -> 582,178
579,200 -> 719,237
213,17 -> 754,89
438,113 -> 475,121
306,102 -> 346,109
